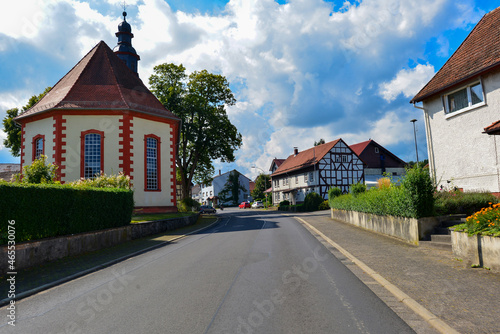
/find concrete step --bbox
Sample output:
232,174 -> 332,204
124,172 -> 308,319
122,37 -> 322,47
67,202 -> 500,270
431,234 -> 451,243
442,220 -> 464,228
419,240 -> 452,251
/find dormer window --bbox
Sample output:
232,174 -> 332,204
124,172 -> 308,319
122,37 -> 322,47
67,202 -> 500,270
444,81 -> 485,116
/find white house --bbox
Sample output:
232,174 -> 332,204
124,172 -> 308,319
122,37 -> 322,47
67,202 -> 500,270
14,13 -> 181,212
271,139 -> 364,205
200,170 -> 251,206
411,6 -> 500,195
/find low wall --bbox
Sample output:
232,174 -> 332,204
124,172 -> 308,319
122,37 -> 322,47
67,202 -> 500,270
0,214 -> 199,274
451,230 -> 500,273
331,209 -> 440,245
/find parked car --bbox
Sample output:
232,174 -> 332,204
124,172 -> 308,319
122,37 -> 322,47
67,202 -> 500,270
200,205 -> 216,214
252,201 -> 264,208
239,202 -> 251,209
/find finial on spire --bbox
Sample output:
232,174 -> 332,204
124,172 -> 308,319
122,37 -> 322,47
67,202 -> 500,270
122,1 -> 127,20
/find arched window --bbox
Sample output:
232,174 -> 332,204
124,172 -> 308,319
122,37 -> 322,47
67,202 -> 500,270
81,130 -> 104,179
32,135 -> 45,161
145,135 -> 161,191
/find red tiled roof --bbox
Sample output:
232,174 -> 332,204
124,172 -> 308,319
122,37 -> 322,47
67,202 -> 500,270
349,139 -> 406,168
484,120 -> 500,134
272,139 -> 341,177
411,7 -> 500,103
15,41 -> 179,121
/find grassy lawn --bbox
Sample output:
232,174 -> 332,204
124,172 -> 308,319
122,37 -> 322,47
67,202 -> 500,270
131,212 -> 196,223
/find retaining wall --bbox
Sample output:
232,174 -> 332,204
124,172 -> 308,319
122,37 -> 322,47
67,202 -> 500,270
331,209 -> 440,245
451,230 -> 500,273
0,214 -> 199,274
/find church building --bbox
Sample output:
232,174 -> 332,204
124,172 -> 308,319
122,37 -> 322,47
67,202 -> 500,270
14,12 -> 181,213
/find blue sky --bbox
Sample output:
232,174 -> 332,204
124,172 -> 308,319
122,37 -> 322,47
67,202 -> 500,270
0,0 -> 498,179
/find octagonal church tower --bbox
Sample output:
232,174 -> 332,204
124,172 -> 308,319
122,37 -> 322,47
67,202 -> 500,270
15,12 -> 180,213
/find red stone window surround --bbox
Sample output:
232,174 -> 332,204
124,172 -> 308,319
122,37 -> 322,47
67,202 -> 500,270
80,130 -> 104,179
32,134 -> 45,161
144,134 -> 161,192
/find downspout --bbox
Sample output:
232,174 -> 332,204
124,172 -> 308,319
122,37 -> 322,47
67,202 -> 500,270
412,102 -> 437,184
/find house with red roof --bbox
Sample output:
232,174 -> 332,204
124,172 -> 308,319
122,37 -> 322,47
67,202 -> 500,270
269,158 -> 285,174
271,139 -> 364,204
349,139 -> 406,187
411,6 -> 500,194
14,12 -> 181,212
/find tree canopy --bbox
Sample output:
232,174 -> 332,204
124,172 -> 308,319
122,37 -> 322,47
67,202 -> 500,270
251,173 -> 271,200
149,64 -> 242,199
2,87 -> 51,157
218,170 -> 247,205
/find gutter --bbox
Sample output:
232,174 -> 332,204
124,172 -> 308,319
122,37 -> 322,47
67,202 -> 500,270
412,102 -> 437,185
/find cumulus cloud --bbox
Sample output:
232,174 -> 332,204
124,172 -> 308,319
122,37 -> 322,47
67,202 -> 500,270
0,0 -> 487,174
379,64 -> 436,102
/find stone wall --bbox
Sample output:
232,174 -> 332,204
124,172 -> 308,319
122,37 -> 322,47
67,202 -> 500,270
451,230 -> 500,273
331,209 -> 440,245
0,214 -> 199,274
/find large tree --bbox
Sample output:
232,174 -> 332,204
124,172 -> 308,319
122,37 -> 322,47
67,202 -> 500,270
218,170 -> 247,205
2,87 -> 51,157
149,64 -> 242,200
251,173 -> 271,200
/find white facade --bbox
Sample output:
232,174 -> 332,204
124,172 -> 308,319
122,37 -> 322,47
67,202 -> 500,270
272,170 -> 320,203
421,69 -> 500,193
199,170 -> 251,205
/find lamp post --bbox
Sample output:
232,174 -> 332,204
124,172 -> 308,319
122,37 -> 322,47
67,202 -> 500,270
410,119 -> 419,165
251,165 -> 268,209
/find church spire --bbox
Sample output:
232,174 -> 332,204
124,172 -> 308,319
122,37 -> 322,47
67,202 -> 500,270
113,10 -> 140,75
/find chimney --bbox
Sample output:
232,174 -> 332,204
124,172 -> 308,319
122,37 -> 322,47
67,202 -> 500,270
219,169 -> 221,176
294,147 -> 298,156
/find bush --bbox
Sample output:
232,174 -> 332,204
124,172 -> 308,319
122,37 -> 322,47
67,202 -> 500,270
434,190 -> 498,216
453,202 -> 500,237
328,187 -> 342,199
177,198 -> 201,212
400,167 -> 434,218
319,200 -> 329,210
377,177 -> 391,189
0,182 -> 134,244
304,192 -> 324,211
69,172 -> 131,189
350,183 -> 366,197
279,200 -> 290,207
16,155 -> 58,184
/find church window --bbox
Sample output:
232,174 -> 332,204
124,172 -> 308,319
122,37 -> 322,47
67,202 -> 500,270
145,135 -> 161,191
81,130 -> 104,179
32,135 -> 44,161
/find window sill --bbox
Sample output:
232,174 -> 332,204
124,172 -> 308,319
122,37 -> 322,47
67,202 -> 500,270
144,189 -> 162,192
445,101 -> 486,119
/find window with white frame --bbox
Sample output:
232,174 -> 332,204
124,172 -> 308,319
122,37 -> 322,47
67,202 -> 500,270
335,155 -> 341,162
342,155 -> 348,162
304,173 -> 308,182
309,172 -> 314,182
146,137 -> 159,190
295,175 -> 298,184
444,81 -> 484,114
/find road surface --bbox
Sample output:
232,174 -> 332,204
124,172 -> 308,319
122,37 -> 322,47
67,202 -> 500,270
1,208 -> 414,333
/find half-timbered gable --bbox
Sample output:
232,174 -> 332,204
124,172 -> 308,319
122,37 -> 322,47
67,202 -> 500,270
271,139 -> 364,204
318,139 -> 364,195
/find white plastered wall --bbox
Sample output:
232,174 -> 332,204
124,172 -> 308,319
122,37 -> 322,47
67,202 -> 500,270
422,69 -> 500,192
23,117 -> 55,166
62,115 -> 122,182
131,117 -> 174,207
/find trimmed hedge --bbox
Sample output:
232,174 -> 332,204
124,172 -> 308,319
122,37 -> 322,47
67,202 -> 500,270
0,182 -> 134,244
434,190 -> 498,216
329,167 -> 434,219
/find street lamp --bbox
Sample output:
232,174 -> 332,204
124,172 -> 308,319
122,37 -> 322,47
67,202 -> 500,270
410,119 -> 419,165
251,165 -> 268,209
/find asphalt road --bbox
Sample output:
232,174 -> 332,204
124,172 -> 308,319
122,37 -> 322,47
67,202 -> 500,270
0,208 -> 414,334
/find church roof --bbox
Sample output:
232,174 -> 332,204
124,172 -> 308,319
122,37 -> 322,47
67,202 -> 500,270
15,41 -> 179,122
411,7 -> 500,103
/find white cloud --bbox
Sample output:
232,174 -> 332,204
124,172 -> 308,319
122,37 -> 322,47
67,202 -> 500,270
378,64 -> 435,102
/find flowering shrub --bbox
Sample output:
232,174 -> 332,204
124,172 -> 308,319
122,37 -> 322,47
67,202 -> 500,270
69,172 -> 131,189
14,155 -> 58,184
455,203 -> 500,237
377,177 -> 391,189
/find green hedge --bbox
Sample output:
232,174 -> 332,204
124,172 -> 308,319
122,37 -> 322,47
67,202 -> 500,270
0,182 -> 134,244
329,167 -> 434,218
434,191 -> 498,216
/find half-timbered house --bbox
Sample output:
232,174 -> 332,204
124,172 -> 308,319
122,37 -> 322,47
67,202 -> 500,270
270,139 -> 364,205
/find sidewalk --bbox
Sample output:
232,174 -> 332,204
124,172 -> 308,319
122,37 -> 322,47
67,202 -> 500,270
295,211 -> 500,334
0,216 -> 219,306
